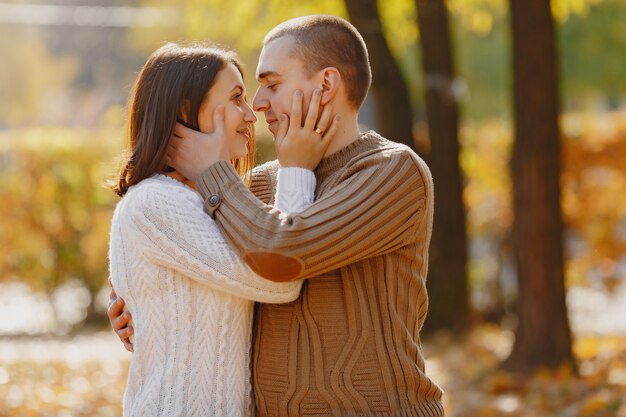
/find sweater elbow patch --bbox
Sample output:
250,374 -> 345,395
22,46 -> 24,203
242,251 -> 304,282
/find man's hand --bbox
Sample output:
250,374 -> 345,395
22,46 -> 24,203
166,105 -> 229,182
107,277 -> 134,352
275,89 -> 339,170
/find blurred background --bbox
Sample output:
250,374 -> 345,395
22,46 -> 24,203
0,0 -> 625,416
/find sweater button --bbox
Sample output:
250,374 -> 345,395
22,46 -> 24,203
207,195 -> 221,207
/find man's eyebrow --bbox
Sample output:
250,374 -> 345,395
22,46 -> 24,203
257,71 -> 280,80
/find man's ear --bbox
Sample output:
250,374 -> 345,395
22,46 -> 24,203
320,67 -> 341,105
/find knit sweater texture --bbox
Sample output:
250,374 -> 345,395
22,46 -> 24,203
108,169 -> 315,417
196,131 -> 444,417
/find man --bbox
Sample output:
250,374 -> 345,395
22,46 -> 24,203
110,15 -> 443,416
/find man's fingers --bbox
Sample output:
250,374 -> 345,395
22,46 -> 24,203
123,341 -> 134,353
117,325 -> 133,341
165,150 -> 177,167
174,121 -> 194,137
117,325 -> 134,352
315,105 -> 333,137
112,311 -> 131,332
166,135 -> 184,168
107,297 -> 124,320
169,135 -> 181,150
212,105 -> 225,135
112,307 -> 134,353
289,90 -> 303,131
304,88 -> 323,131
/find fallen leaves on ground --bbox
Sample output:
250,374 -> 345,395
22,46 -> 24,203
0,325 -> 624,416
0,361 -> 127,417
425,325 -> 626,417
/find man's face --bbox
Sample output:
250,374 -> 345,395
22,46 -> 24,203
253,36 -> 319,137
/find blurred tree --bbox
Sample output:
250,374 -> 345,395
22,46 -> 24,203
0,27 -> 78,127
445,0 -> 621,118
447,1 -> 511,120
136,0 -> 344,54
0,126 -> 121,329
558,0 -> 626,107
415,0 -> 469,334
504,0 -> 575,373
344,0 -> 415,148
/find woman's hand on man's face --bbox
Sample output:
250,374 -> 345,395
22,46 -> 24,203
274,88 -> 340,171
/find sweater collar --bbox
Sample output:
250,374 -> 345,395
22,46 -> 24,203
314,130 -> 381,178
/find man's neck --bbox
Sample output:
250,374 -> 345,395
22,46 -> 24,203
323,115 -> 361,157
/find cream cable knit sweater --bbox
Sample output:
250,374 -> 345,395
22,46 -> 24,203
109,168 -> 314,417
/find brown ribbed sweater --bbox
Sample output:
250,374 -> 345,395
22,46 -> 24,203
197,131 -> 444,417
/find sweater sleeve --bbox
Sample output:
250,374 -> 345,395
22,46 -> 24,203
125,181 -> 305,304
249,160 -> 279,204
273,167 -> 316,214
195,150 -> 431,282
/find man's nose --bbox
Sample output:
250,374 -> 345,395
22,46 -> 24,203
252,89 -> 268,112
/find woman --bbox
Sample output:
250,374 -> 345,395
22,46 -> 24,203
108,43 -> 335,417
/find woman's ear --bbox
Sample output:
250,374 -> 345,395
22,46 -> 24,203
179,100 -> 191,123
320,67 -> 341,105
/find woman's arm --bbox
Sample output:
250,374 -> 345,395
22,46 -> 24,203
274,167 -> 316,214
107,168 -> 315,350
124,172 -> 314,304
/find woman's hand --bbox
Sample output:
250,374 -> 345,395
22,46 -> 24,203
275,88 -> 340,170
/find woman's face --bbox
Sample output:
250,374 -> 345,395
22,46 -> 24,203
197,63 -> 257,160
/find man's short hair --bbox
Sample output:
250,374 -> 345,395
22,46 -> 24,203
264,15 -> 372,110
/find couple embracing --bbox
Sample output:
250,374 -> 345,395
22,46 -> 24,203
107,14 -> 444,417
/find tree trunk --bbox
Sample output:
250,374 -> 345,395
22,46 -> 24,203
344,0 -> 415,149
415,0 -> 469,333
504,0 -> 575,373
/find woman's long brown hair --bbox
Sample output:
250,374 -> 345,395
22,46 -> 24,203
113,43 -> 255,197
